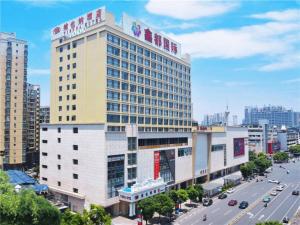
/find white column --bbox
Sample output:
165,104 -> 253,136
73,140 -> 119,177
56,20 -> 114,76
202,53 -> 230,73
129,202 -> 136,217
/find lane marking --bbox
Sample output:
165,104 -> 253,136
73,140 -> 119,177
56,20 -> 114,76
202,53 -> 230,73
265,190 -> 292,221
247,212 -> 254,219
258,215 -> 264,221
280,185 -> 300,221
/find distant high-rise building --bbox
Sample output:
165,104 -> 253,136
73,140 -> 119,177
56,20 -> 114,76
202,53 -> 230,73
201,113 -> 226,126
40,106 -> 50,124
26,84 -> 40,167
0,32 -> 28,169
232,115 -> 238,126
244,106 -> 299,128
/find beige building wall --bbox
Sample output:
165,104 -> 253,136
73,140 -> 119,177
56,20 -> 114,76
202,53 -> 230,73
0,32 -> 27,168
50,12 -> 192,132
50,25 -> 108,124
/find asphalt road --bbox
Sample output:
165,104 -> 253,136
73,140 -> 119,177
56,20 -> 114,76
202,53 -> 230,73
175,159 -> 300,225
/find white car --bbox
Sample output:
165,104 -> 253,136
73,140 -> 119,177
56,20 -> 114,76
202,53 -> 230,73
276,186 -> 284,191
270,191 -> 278,196
226,188 -> 235,194
268,179 -> 280,184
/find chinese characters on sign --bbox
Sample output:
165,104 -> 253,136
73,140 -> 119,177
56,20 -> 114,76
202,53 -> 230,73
51,7 -> 106,40
123,14 -> 181,58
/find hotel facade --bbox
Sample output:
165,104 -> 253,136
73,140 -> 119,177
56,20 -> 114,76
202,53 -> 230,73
40,7 -> 193,215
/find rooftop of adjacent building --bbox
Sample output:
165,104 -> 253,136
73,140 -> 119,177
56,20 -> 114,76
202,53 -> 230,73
0,32 -> 27,43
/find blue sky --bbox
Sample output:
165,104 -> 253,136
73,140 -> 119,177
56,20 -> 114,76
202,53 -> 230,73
1,0 -> 300,123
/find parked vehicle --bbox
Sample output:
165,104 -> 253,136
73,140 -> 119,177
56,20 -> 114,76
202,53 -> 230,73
263,196 -> 271,203
226,188 -> 235,194
218,193 -> 228,199
268,179 -> 280,184
239,201 -> 249,209
270,191 -> 278,196
203,198 -> 213,206
292,190 -> 299,196
228,200 -> 238,206
276,185 -> 285,191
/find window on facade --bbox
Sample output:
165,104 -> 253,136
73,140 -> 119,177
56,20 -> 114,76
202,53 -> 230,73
73,127 -> 78,133
107,154 -> 124,198
73,159 -> 78,165
57,165 -> 61,170
107,114 -> 120,123
42,165 -> 47,169
73,145 -> 78,150
73,188 -> 78,193
42,152 -> 48,156
128,137 -> 137,151
42,140 -> 48,144
42,177 -> 48,181
128,167 -> 137,180
73,174 -> 78,179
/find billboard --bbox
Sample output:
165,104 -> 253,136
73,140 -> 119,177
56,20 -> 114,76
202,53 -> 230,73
154,151 -> 160,180
233,138 -> 245,157
51,7 -> 106,40
122,14 -> 182,58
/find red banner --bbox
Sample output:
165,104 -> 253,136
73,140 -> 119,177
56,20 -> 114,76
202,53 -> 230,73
154,151 -> 160,180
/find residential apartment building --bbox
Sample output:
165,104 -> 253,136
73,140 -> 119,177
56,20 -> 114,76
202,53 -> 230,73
40,106 -> 50,123
244,106 -> 299,128
246,124 -> 264,153
40,7 -> 192,215
0,32 -> 28,169
26,84 -> 40,167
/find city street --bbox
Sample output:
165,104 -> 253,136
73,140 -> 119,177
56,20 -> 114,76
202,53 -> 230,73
175,160 -> 300,225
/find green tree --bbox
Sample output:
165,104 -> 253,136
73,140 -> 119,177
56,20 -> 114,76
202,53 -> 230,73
289,145 -> 300,154
137,198 -> 156,225
187,186 -> 198,202
256,221 -> 282,225
273,152 -> 289,162
176,189 -> 188,207
241,161 -> 256,178
154,194 -> 174,222
254,156 -> 272,173
168,190 -> 179,204
88,204 -> 111,225
249,151 -> 257,161
194,184 -> 204,202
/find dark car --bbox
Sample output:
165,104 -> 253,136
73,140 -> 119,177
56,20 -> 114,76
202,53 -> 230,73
203,198 -> 213,206
282,217 -> 289,223
218,193 -> 228,199
292,190 -> 299,196
239,201 -> 249,209
228,200 -> 238,206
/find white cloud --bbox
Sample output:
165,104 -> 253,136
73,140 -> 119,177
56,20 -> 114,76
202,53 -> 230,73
16,0 -> 74,7
168,21 -> 300,59
28,68 -> 50,76
145,0 -> 239,20
212,80 -> 253,87
251,9 -> 300,21
259,53 -> 300,72
282,77 -> 300,84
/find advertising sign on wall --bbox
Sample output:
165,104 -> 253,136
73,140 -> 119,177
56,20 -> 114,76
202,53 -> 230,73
122,13 -> 182,58
51,7 -> 106,40
154,151 -> 160,180
233,138 -> 245,157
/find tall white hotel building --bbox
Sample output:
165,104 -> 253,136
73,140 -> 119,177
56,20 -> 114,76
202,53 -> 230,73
40,7 -> 194,215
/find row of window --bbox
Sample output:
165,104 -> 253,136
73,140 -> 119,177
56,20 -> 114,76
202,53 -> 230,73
107,56 -> 190,82
107,114 -> 191,125
178,147 -> 192,157
107,33 -> 190,74
107,67 -> 190,88
106,104 -> 191,118
107,79 -> 191,98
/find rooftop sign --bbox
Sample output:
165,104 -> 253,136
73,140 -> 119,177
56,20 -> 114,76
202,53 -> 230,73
51,7 -> 106,41
122,14 -> 182,58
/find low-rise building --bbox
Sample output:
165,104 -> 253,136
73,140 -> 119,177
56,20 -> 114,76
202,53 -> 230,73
193,126 -> 249,182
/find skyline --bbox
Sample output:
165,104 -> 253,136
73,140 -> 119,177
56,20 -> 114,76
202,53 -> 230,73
1,0 -> 300,122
